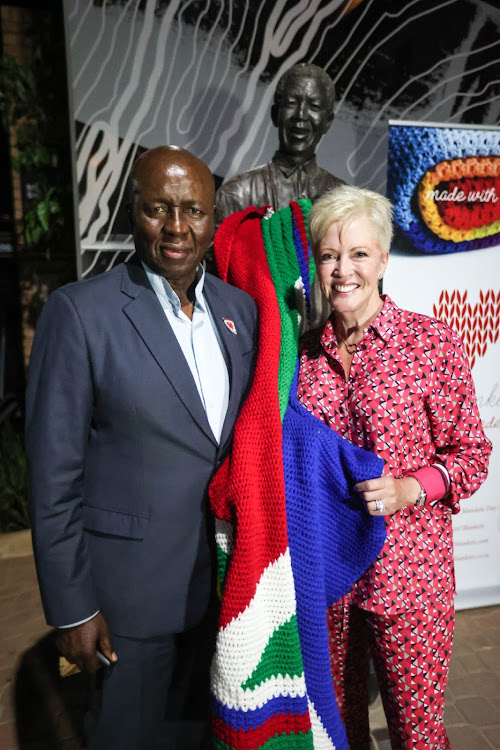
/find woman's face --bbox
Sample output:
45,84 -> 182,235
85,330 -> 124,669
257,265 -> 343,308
315,215 -> 388,322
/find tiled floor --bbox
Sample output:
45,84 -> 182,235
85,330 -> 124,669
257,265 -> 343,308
0,553 -> 50,750
1,542 -> 499,749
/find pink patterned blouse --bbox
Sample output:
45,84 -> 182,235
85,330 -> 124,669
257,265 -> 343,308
298,295 -> 492,613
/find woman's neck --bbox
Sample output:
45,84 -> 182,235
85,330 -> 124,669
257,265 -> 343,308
334,298 -> 383,344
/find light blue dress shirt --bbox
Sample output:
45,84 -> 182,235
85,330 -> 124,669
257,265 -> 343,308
143,262 -> 230,443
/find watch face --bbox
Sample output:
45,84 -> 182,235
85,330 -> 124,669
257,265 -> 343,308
416,490 -> 426,507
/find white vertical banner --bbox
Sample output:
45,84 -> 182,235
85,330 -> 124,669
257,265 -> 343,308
385,121 -> 500,610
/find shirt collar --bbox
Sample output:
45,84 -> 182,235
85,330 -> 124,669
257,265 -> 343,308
142,261 -> 207,314
320,294 -> 398,350
370,295 -> 398,342
272,151 -> 318,178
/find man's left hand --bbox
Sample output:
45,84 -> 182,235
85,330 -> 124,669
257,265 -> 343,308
55,612 -> 118,674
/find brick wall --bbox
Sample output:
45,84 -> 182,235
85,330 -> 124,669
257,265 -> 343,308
2,6 -> 36,367
1,6 -> 34,242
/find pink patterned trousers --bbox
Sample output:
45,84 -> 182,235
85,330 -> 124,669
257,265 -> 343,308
328,597 -> 454,750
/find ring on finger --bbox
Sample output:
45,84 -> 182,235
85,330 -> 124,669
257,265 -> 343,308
374,498 -> 386,513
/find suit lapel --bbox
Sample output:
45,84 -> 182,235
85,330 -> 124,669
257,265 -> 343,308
204,278 -> 246,451
121,261 -> 216,445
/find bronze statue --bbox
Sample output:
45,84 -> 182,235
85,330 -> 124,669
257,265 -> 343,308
215,63 -> 344,226
215,63 -> 344,328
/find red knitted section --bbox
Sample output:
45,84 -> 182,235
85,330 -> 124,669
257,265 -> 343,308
212,711 -> 311,749
290,202 -> 310,265
210,207 -> 290,628
436,175 -> 500,229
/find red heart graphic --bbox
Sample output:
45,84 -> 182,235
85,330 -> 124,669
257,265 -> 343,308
433,289 -> 500,369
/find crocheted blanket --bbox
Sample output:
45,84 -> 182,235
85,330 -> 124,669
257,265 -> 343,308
209,201 -> 387,749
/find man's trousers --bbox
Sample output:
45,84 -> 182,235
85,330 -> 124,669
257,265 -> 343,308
85,611 -> 217,750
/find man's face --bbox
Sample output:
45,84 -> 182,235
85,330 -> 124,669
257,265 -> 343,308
273,75 -> 333,162
130,149 -> 215,289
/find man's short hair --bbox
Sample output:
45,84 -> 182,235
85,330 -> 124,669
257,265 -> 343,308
274,63 -> 335,115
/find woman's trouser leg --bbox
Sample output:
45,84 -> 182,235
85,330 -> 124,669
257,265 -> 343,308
328,597 -> 372,750
328,599 -> 454,750
367,601 -> 454,750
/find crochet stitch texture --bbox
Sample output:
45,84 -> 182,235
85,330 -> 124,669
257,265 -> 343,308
387,124 -> 499,254
209,201 -> 386,749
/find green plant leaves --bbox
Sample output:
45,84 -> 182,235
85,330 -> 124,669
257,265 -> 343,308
0,39 -> 71,258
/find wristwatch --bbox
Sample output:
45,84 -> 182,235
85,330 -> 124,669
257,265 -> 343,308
415,485 -> 427,508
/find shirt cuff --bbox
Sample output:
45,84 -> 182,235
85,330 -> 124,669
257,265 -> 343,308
58,611 -> 100,629
411,465 -> 450,504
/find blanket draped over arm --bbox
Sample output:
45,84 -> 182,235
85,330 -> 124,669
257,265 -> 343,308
209,201 -> 387,750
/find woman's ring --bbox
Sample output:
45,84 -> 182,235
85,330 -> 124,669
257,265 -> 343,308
374,499 -> 386,513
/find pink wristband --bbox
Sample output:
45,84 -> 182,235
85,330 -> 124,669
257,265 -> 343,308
411,465 -> 449,503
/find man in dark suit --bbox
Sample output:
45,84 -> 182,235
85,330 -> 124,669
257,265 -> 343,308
25,146 -> 257,749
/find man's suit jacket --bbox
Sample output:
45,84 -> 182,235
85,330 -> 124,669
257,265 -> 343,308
26,258 -> 257,638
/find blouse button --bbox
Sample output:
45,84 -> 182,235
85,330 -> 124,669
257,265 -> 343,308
360,344 -> 367,350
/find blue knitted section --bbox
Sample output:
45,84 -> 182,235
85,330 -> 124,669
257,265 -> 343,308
387,124 -> 499,254
211,694 -> 309,731
402,220 -> 500,255
283,366 -> 387,748
292,213 -> 312,314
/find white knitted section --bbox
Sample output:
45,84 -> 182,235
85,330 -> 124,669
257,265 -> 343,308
215,518 -> 234,555
211,548 -> 304,707
308,699 -> 337,749
213,674 -> 307,712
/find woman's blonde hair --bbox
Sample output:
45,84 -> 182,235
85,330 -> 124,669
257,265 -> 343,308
309,184 -> 394,254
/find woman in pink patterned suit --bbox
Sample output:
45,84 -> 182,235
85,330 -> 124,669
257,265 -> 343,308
298,184 -> 491,749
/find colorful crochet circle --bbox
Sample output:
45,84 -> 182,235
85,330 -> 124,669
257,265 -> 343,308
387,124 -> 500,254
418,156 -> 500,241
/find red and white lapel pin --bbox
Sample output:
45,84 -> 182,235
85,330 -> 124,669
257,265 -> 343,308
222,318 -> 237,334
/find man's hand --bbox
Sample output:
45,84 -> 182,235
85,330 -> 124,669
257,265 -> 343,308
55,612 -> 118,674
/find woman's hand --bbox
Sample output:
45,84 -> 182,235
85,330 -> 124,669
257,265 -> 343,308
354,475 -> 421,516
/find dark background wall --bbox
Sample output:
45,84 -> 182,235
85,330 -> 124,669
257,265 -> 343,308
64,0 -> 499,276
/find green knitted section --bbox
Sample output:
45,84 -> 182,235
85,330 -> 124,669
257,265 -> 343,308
213,731 -> 313,750
298,199 -> 312,229
297,200 -> 316,289
216,543 -> 230,597
261,200 -> 314,421
261,208 -> 300,420
241,614 -> 304,690
308,253 -> 317,288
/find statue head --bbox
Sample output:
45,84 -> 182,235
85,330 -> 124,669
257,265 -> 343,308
271,63 -> 335,164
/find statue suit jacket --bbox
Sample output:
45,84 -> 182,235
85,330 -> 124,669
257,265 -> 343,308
26,257 -> 257,639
